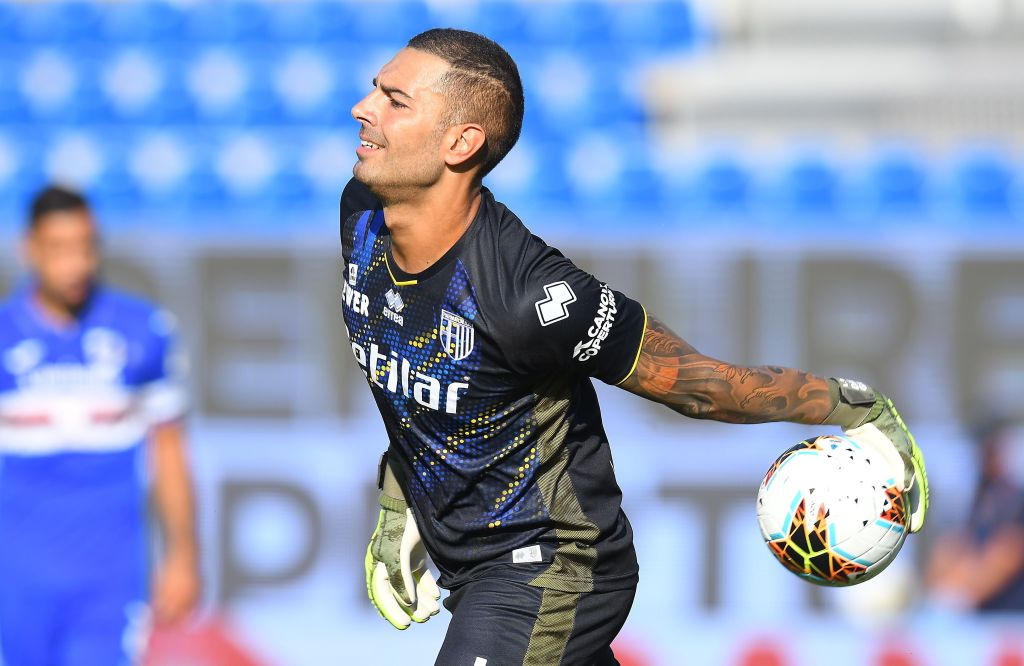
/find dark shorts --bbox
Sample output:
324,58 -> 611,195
436,578 -> 636,666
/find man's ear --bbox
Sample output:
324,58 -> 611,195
442,123 -> 486,170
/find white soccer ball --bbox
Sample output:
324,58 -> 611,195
756,434 -> 908,587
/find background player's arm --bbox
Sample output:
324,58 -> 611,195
617,314 -> 833,424
150,420 -> 201,624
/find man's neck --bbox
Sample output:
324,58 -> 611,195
384,181 -> 482,276
33,287 -> 82,328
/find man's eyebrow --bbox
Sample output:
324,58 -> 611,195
372,77 -> 413,100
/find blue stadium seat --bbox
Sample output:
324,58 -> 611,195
0,132 -> 44,215
953,147 -> 1017,219
89,131 -> 143,213
777,151 -> 842,218
865,148 -> 929,217
0,50 -> 28,124
263,1 -> 334,43
18,49 -> 85,123
608,0 -> 697,50
471,1 -> 531,46
522,1 -> 615,48
97,1 -> 187,44
694,153 -> 755,215
178,131 -> 230,210
9,1 -> 101,44
184,2 -> 271,43
270,48 -> 343,124
98,48 -> 168,123
183,47 -> 254,123
342,1 -> 432,45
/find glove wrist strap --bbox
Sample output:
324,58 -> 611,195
379,493 -> 408,513
377,450 -> 408,511
822,377 -> 879,428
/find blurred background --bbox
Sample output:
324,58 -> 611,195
1,0 -> 1023,664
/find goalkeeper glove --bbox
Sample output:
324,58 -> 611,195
365,458 -> 440,630
823,377 -> 930,533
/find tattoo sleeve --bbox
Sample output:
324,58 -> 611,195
618,315 -> 834,425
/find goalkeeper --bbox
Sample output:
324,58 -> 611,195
345,28 -> 929,666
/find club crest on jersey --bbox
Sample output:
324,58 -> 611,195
83,328 -> 127,371
439,310 -> 475,361
348,262 -> 358,286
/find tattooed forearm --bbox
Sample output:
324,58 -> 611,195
619,316 -> 833,425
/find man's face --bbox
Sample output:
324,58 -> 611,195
351,48 -> 452,197
26,208 -> 99,310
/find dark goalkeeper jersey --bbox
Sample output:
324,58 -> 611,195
339,178 -> 646,593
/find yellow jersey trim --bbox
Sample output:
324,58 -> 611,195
615,304 -> 647,386
385,254 -> 418,286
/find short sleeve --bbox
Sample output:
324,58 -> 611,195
137,309 -> 188,425
508,249 -> 647,385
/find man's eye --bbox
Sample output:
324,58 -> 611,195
389,98 -> 406,109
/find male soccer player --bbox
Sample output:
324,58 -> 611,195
0,186 -> 200,665
345,29 -> 929,665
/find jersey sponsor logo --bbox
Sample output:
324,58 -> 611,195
535,281 -> 577,326
572,283 -> 617,362
350,340 -> 469,414
16,362 -> 122,388
342,280 -> 369,316
385,289 -> 405,313
439,310 -> 475,361
383,288 -> 405,326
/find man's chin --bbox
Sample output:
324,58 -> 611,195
352,166 -> 388,197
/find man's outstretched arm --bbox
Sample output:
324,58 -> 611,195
615,313 -> 929,532
617,315 -> 834,425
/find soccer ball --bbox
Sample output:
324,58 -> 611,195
756,434 -> 908,587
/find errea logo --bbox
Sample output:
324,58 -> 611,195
383,288 -> 405,326
535,281 -> 576,326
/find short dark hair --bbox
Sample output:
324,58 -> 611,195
29,185 -> 90,229
407,28 -> 524,177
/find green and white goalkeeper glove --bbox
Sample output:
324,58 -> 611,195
364,460 -> 440,630
823,377 -> 930,533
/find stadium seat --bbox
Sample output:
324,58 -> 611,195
18,49 -> 81,122
0,132 -> 43,214
97,1 -> 186,44
184,2 -> 271,44
608,0 -> 698,50
0,0 -> 867,232
128,132 -> 194,204
777,151 -> 843,219
953,147 -> 1017,219
694,152 -> 755,216
0,49 -> 28,124
9,1 -> 100,45
864,148 -> 930,218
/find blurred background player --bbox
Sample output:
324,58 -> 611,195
0,186 -> 200,665
927,416 -> 1024,612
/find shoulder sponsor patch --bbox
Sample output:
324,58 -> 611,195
534,281 -> 577,326
572,284 -> 617,362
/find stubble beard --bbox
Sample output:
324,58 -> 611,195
353,133 -> 447,206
